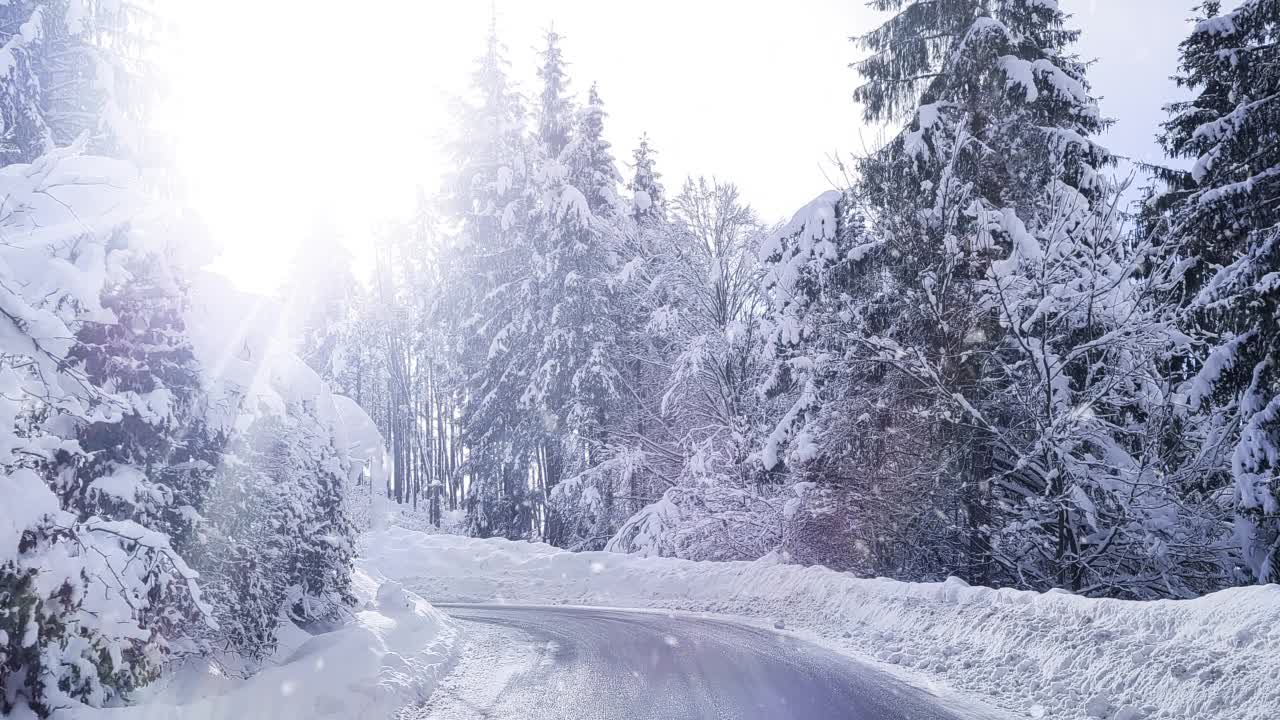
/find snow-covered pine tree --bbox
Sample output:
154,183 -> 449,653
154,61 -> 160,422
757,191 -> 913,574
758,190 -> 867,477
0,141 -> 214,716
1160,0 -> 1280,583
557,134 -> 675,548
189,393 -> 356,658
537,82 -> 627,548
275,405 -> 356,623
439,20 -> 538,539
531,80 -> 623,437
535,28 -> 574,160
181,301 -> 358,661
187,421 -> 292,660
57,233 -> 226,653
852,0 -> 1112,585
564,83 -> 623,220
627,133 -> 666,225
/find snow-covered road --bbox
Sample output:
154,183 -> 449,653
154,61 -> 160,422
411,604 -> 987,720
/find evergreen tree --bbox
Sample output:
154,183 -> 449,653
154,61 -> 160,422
535,28 -> 574,159
1160,0 -> 1280,583
627,133 -> 666,224
189,397 -> 356,659
57,241 -> 225,651
852,0 -> 1113,585
565,83 -> 624,218
557,134 -> 675,549
535,82 -> 626,546
188,421 -> 292,660
439,20 -> 538,539
275,405 -> 356,622
757,191 -> 922,574
0,142 -> 210,716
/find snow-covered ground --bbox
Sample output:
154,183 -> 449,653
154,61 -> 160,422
362,526 -> 1280,720
53,567 -> 458,720
43,512 -> 1276,720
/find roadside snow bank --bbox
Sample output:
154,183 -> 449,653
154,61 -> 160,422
365,526 -> 1280,720
59,569 -> 458,720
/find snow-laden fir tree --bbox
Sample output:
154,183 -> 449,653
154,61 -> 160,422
536,82 -> 628,548
2,5 -> 365,715
55,223 -> 227,654
535,28 -> 573,160
182,283 -> 360,660
188,388 -> 357,660
0,1 -> 52,163
186,422 -> 291,660
275,406 -> 356,623
439,20 -> 539,539
627,133 -> 665,225
757,191 -> 908,574
1160,0 -> 1280,583
851,0 -> 1113,585
564,83 -> 624,220
0,141 -> 213,716
545,133 -> 674,550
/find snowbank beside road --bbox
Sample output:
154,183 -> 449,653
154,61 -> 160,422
366,526 -> 1280,720
57,569 -> 458,720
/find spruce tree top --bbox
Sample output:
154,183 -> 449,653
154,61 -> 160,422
444,18 -> 527,240
628,134 -> 666,223
537,29 -> 574,159
855,0 -> 1110,199
564,82 -> 624,218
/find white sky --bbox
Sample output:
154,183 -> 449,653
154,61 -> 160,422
167,1 -> 1204,294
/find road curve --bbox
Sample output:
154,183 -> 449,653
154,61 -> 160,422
416,604 -> 997,720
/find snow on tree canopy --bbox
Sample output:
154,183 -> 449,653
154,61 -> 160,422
0,139 -> 218,714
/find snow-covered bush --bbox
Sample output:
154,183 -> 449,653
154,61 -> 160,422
183,277 -> 360,661
608,483 -> 784,561
191,411 -> 354,660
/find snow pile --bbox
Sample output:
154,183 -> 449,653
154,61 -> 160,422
364,527 -> 1280,720
59,569 -> 458,720
334,395 -> 389,488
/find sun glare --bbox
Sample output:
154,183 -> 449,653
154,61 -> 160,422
161,1 -> 872,296
166,0 -> 476,294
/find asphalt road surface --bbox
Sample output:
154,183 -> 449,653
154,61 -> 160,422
414,604 -> 998,720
